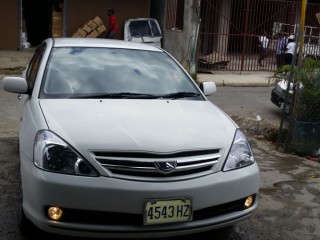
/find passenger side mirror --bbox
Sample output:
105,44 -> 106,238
199,81 -> 216,96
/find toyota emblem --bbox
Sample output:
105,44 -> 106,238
155,161 -> 177,174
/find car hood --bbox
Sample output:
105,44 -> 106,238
39,99 -> 237,153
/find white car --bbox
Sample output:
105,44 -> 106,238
124,18 -> 162,47
3,38 -> 259,239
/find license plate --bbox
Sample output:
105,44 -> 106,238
143,198 -> 193,225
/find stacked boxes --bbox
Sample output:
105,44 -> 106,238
52,11 -> 64,38
72,16 -> 107,38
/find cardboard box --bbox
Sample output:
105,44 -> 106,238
93,16 -> 103,26
87,20 -> 98,30
52,11 -> 63,18
72,32 -> 81,38
97,24 -> 107,34
52,29 -> 63,38
82,24 -> 92,33
76,28 -> 87,37
71,16 -> 104,38
52,11 -> 63,32
52,21 -> 63,30
86,30 -> 99,38
52,16 -> 62,24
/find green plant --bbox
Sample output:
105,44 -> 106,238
295,57 -> 320,122
276,57 -> 320,156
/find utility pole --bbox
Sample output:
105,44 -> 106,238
277,0 -> 308,152
298,0 -> 307,66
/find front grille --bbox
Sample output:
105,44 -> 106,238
45,196 -> 254,225
91,149 -> 221,179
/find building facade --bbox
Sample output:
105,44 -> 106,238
159,0 -> 320,72
0,0 -> 151,50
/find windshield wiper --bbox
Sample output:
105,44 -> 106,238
160,92 -> 200,99
71,92 -> 159,99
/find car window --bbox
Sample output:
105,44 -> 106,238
41,47 -> 201,99
150,19 -> 161,37
129,20 -> 152,37
26,43 -> 46,93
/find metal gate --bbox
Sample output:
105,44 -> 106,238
198,0 -> 320,72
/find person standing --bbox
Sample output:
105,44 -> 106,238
105,8 -> 118,39
284,35 -> 296,65
275,32 -> 288,68
257,31 -> 269,67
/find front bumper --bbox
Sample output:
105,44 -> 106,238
21,158 -> 260,238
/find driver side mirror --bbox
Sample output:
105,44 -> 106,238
2,76 -> 28,94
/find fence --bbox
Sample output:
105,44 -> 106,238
198,0 -> 320,72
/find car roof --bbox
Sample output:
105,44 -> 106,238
49,38 -> 163,52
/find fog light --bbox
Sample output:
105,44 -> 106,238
48,207 -> 63,221
244,196 -> 254,208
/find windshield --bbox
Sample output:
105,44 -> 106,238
40,47 -> 202,99
129,19 -> 161,37
129,20 -> 152,37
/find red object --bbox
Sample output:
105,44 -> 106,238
306,156 -> 318,161
109,15 -> 118,33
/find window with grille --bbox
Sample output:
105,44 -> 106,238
166,0 -> 185,30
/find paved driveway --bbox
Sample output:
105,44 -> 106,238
0,80 -> 319,240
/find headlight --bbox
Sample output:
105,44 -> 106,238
223,129 -> 255,171
34,130 -> 98,176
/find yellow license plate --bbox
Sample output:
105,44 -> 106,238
143,198 -> 193,225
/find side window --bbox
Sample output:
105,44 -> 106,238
150,19 -> 161,37
25,44 -> 46,93
166,0 -> 185,30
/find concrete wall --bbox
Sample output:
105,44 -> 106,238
0,0 -> 20,50
67,0 -> 150,40
163,0 -> 200,71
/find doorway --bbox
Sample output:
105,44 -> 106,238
22,0 -> 64,47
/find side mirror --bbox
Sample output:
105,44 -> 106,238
199,81 -> 216,96
2,76 -> 28,94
